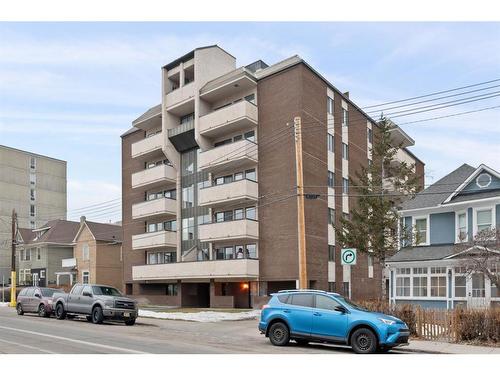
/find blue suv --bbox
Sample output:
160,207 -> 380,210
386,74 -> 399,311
259,290 -> 410,353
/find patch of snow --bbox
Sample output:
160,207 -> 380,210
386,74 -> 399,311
0,302 -> 10,307
139,309 -> 261,322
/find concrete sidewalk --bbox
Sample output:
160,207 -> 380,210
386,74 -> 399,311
400,339 -> 500,354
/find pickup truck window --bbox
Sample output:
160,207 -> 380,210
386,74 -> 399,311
72,285 -> 84,295
82,286 -> 93,295
92,286 -> 122,296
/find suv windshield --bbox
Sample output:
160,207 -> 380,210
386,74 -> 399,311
40,288 -> 59,297
92,286 -> 122,296
335,296 -> 369,312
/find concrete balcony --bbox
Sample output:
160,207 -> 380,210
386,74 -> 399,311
199,179 -> 258,208
132,258 -> 259,281
199,219 -> 259,242
132,198 -> 177,220
199,100 -> 257,138
132,230 -> 177,250
61,258 -> 76,268
131,164 -> 176,189
198,139 -> 257,173
131,133 -> 163,159
165,83 -> 195,116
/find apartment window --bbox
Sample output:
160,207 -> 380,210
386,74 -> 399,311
30,156 -> 36,170
30,204 -> 36,217
164,220 -> 176,231
328,208 -> 335,225
82,243 -> 90,261
197,247 -> 210,261
244,93 -> 256,104
245,169 -> 256,181
454,275 -> 467,297
234,172 -> 244,181
246,206 -> 256,220
328,245 -> 335,262
148,252 -> 157,265
234,208 -> 244,220
246,244 -> 257,259
414,217 -> 428,245
342,178 -> 349,194
342,143 -> 349,160
214,138 -> 232,148
327,97 -> 334,115
180,112 -> 194,125
328,171 -> 335,188
166,284 -> 178,296
182,217 -> 194,240
244,130 -> 256,143
30,173 -> 36,185
342,282 -> 350,297
182,185 -> 194,208
367,128 -> 373,143
342,108 -> 348,127
30,188 -> 36,201
327,133 -> 334,153
82,271 -> 90,284
164,189 -> 176,200
368,159 -> 373,168
328,282 -> 336,293
457,212 -> 467,242
476,209 -> 493,233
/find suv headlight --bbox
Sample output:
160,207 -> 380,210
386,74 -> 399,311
379,318 -> 396,325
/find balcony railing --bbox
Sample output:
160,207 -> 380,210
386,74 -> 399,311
131,133 -> 163,159
132,230 -> 177,250
167,120 -> 194,138
132,198 -> 177,220
198,219 -> 259,242
131,164 -> 176,189
199,179 -> 258,207
199,100 -> 257,138
198,139 -> 258,172
132,258 -> 259,281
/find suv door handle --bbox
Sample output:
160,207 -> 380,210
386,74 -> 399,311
313,312 -> 322,316
283,310 -> 291,313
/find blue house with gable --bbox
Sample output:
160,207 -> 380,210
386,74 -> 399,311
387,163 -> 500,309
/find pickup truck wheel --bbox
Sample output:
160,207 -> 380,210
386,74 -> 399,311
124,318 -> 136,326
16,303 -> 24,315
92,306 -> 104,324
38,304 -> 49,318
55,303 -> 66,320
350,328 -> 377,354
268,322 -> 290,346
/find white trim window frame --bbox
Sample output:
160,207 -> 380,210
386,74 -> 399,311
82,270 -> 90,284
473,206 -> 496,237
395,267 -> 411,297
455,210 -> 468,243
413,215 -> 430,246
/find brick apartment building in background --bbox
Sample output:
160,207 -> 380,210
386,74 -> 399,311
121,45 -> 424,308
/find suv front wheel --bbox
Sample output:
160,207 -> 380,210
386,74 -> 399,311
350,328 -> 377,354
268,322 -> 290,346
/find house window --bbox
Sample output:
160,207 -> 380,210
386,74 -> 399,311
454,275 -> 467,297
328,171 -> 335,188
328,208 -> 335,225
82,243 -> 90,261
40,270 -> 45,279
342,178 -> 349,194
342,143 -> 349,160
414,217 -> 428,245
327,134 -> 334,153
431,274 -> 446,297
327,97 -> 334,115
37,248 -> 41,260
457,212 -> 467,242
475,173 -> 492,188
30,204 -> 36,217
342,108 -> 348,127
396,277 -> 410,296
25,248 -> 31,261
328,245 -> 335,261
30,221 -> 35,229
82,271 -> 90,284
367,128 -> 373,143
476,209 -> 492,233
413,274 -> 428,297
166,283 -> 178,296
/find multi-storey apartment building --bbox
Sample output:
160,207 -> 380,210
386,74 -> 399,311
121,45 -> 424,307
387,163 -> 499,309
0,145 -> 67,283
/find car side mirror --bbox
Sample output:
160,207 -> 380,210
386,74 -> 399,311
34,293 -> 41,298
83,292 -> 92,297
334,305 -> 347,314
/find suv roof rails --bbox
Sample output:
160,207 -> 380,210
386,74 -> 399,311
277,289 -> 334,294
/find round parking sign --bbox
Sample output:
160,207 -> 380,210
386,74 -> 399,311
341,248 -> 357,265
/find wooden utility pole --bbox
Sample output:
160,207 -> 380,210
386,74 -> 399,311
10,209 -> 17,307
294,117 -> 307,289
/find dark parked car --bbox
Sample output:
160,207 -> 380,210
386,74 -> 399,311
16,287 -> 61,317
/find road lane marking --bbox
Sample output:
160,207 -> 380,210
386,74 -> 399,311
0,325 -> 149,354
0,337 -> 57,354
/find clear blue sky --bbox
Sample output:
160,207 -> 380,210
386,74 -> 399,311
1,22 -> 499,223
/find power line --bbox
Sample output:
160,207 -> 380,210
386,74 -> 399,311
397,104 -> 500,125
362,78 -> 500,109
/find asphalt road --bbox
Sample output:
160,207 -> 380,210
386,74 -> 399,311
0,307 -> 415,354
